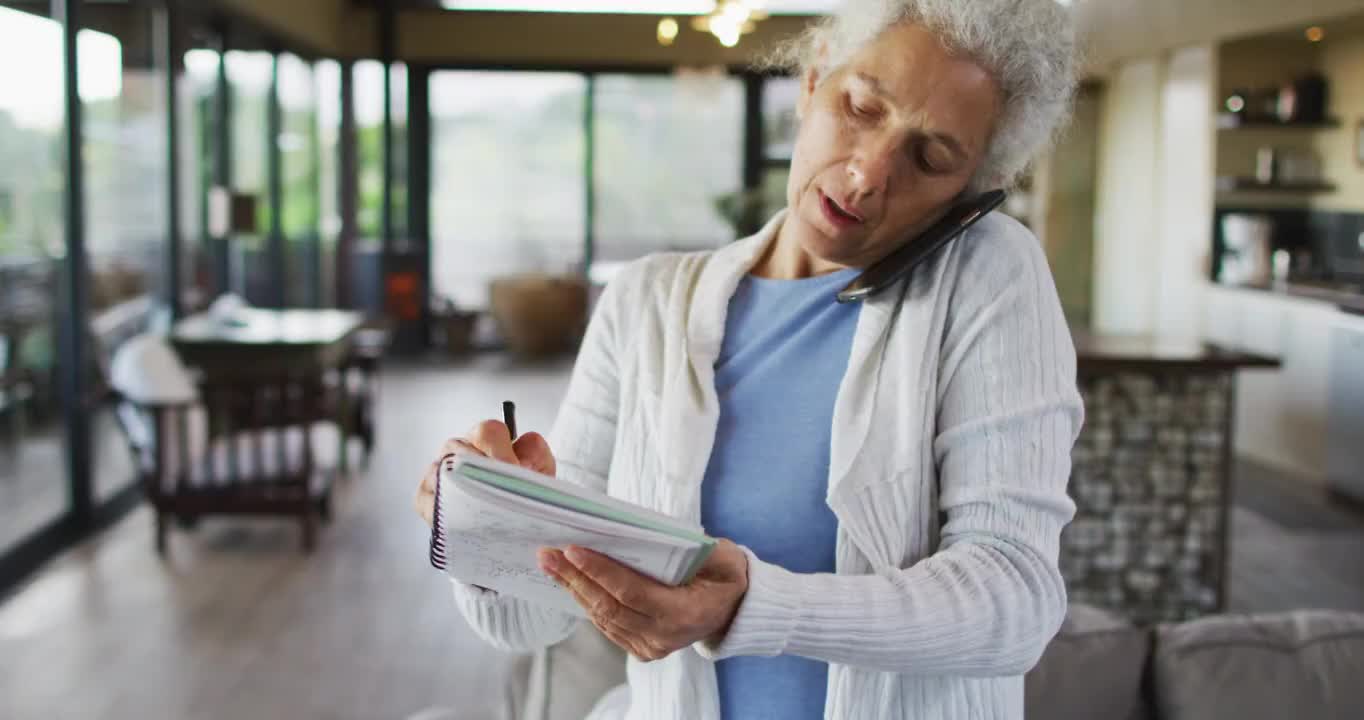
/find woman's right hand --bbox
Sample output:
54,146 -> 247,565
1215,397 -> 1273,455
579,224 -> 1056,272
415,419 -> 558,528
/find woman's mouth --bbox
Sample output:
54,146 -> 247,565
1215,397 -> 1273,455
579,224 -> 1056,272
819,191 -> 864,229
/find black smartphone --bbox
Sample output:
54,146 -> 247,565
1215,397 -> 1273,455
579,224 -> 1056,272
835,189 -> 1007,303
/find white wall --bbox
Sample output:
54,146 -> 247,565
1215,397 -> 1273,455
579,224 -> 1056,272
1154,46 -> 1218,340
1077,0 -> 1364,70
1093,47 -> 1218,338
1093,60 -> 1163,334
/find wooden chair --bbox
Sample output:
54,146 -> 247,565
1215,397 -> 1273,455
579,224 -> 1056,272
110,335 -> 338,553
334,323 -> 390,461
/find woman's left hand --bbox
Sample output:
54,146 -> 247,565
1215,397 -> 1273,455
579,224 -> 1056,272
538,540 -> 749,662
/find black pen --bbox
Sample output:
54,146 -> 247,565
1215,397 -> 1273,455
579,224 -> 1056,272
502,401 -> 517,441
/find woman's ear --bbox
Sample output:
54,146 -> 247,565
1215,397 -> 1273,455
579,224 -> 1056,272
796,41 -> 829,120
796,64 -> 821,120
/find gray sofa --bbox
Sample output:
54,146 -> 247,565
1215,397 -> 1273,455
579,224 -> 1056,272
506,604 -> 1364,720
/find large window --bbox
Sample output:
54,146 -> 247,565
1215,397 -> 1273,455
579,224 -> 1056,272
355,60 -> 389,247
593,73 -> 744,262
84,6 -> 170,505
225,50 -> 272,303
760,76 -> 800,219
182,48 -> 221,310
429,71 -> 587,310
389,62 -> 410,245
279,53 -> 318,307
0,4 -> 68,554
316,60 -> 342,308
354,60 -> 409,247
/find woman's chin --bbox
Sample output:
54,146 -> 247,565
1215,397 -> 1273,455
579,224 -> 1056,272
800,230 -> 872,269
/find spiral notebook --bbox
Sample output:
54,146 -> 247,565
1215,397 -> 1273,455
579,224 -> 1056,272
429,453 -> 716,617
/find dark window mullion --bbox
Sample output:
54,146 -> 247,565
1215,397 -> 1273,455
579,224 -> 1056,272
267,53 -> 284,307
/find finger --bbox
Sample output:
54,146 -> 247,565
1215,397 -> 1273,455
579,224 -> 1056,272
415,489 -> 433,525
440,438 -> 484,461
594,616 -> 659,662
512,432 -> 556,475
415,460 -> 438,524
419,457 -> 440,492
696,538 -> 749,584
563,545 -> 668,617
467,420 -> 518,465
547,566 -> 660,661
540,549 -> 652,633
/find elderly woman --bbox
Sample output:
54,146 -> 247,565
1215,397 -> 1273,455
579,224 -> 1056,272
416,0 -> 1081,717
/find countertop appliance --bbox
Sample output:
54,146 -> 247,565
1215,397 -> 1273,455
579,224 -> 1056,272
1219,213 -> 1274,286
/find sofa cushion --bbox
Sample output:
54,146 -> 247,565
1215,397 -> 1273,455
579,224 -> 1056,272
1154,610 -> 1364,720
1026,603 -> 1152,720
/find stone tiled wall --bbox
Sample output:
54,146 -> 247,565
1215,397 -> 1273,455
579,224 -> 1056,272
1063,371 -> 1233,625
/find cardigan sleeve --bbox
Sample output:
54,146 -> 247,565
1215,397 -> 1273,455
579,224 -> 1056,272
450,271 -> 627,653
696,222 -> 1081,676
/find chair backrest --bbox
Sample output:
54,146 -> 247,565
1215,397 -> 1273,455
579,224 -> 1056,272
120,375 -> 331,497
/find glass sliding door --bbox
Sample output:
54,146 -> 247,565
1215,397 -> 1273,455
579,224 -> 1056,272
182,48 -> 220,312
0,4 -> 69,554
428,71 -> 587,310
592,72 -> 744,267
82,3 -> 170,505
225,50 -> 273,305
279,53 -> 319,307
389,62 -> 410,246
352,60 -> 387,312
316,60 -> 341,308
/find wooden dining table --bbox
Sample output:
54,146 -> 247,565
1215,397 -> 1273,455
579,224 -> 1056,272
170,308 -> 366,474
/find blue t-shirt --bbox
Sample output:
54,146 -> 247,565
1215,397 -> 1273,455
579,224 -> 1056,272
700,266 -> 862,720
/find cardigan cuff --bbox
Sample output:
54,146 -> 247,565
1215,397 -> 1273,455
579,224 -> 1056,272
450,578 -> 526,640
693,547 -> 803,660
451,578 -> 506,613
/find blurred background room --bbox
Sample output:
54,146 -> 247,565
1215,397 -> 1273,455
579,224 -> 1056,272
1,1 -> 1363,719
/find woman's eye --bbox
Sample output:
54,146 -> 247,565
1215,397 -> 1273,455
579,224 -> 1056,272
844,94 -> 876,121
918,145 -> 954,175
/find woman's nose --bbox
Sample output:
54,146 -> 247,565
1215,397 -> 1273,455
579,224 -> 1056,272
846,139 -> 900,200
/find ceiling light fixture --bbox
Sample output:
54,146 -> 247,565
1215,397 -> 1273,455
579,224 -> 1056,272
691,1 -> 767,48
657,17 -> 680,46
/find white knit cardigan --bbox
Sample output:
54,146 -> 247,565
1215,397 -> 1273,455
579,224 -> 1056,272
451,210 -> 1083,719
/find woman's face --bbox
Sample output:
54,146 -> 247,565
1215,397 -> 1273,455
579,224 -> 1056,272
784,22 -> 1002,269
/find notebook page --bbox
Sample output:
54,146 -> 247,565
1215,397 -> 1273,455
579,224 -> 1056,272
456,476 -> 698,582
440,475 -> 696,615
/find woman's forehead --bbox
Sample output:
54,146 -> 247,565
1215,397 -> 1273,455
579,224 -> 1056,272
846,23 -> 999,106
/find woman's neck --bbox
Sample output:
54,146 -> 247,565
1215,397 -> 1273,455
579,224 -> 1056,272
749,221 -> 851,280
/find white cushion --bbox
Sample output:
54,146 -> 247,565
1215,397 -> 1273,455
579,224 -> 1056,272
109,334 -> 198,405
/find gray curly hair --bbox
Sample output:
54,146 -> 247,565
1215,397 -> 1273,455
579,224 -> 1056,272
765,0 -> 1079,191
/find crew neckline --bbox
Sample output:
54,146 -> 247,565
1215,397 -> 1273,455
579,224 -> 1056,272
744,266 -> 861,287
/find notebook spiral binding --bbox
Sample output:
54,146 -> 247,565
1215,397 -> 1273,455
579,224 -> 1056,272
429,453 -> 456,571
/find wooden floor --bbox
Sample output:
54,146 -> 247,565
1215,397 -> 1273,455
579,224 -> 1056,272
0,409 -> 141,552
2,356 -> 1363,720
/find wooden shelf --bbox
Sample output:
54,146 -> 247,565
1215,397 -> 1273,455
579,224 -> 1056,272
1217,114 -> 1340,130
1216,177 -> 1337,194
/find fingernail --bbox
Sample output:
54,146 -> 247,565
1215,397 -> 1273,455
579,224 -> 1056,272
564,546 -> 588,565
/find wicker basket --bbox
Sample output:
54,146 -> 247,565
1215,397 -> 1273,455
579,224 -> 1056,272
489,274 -> 589,356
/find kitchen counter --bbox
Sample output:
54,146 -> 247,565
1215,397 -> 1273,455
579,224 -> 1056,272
1064,329 -> 1280,625
1074,328 -> 1281,372
1230,280 -> 1364,315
